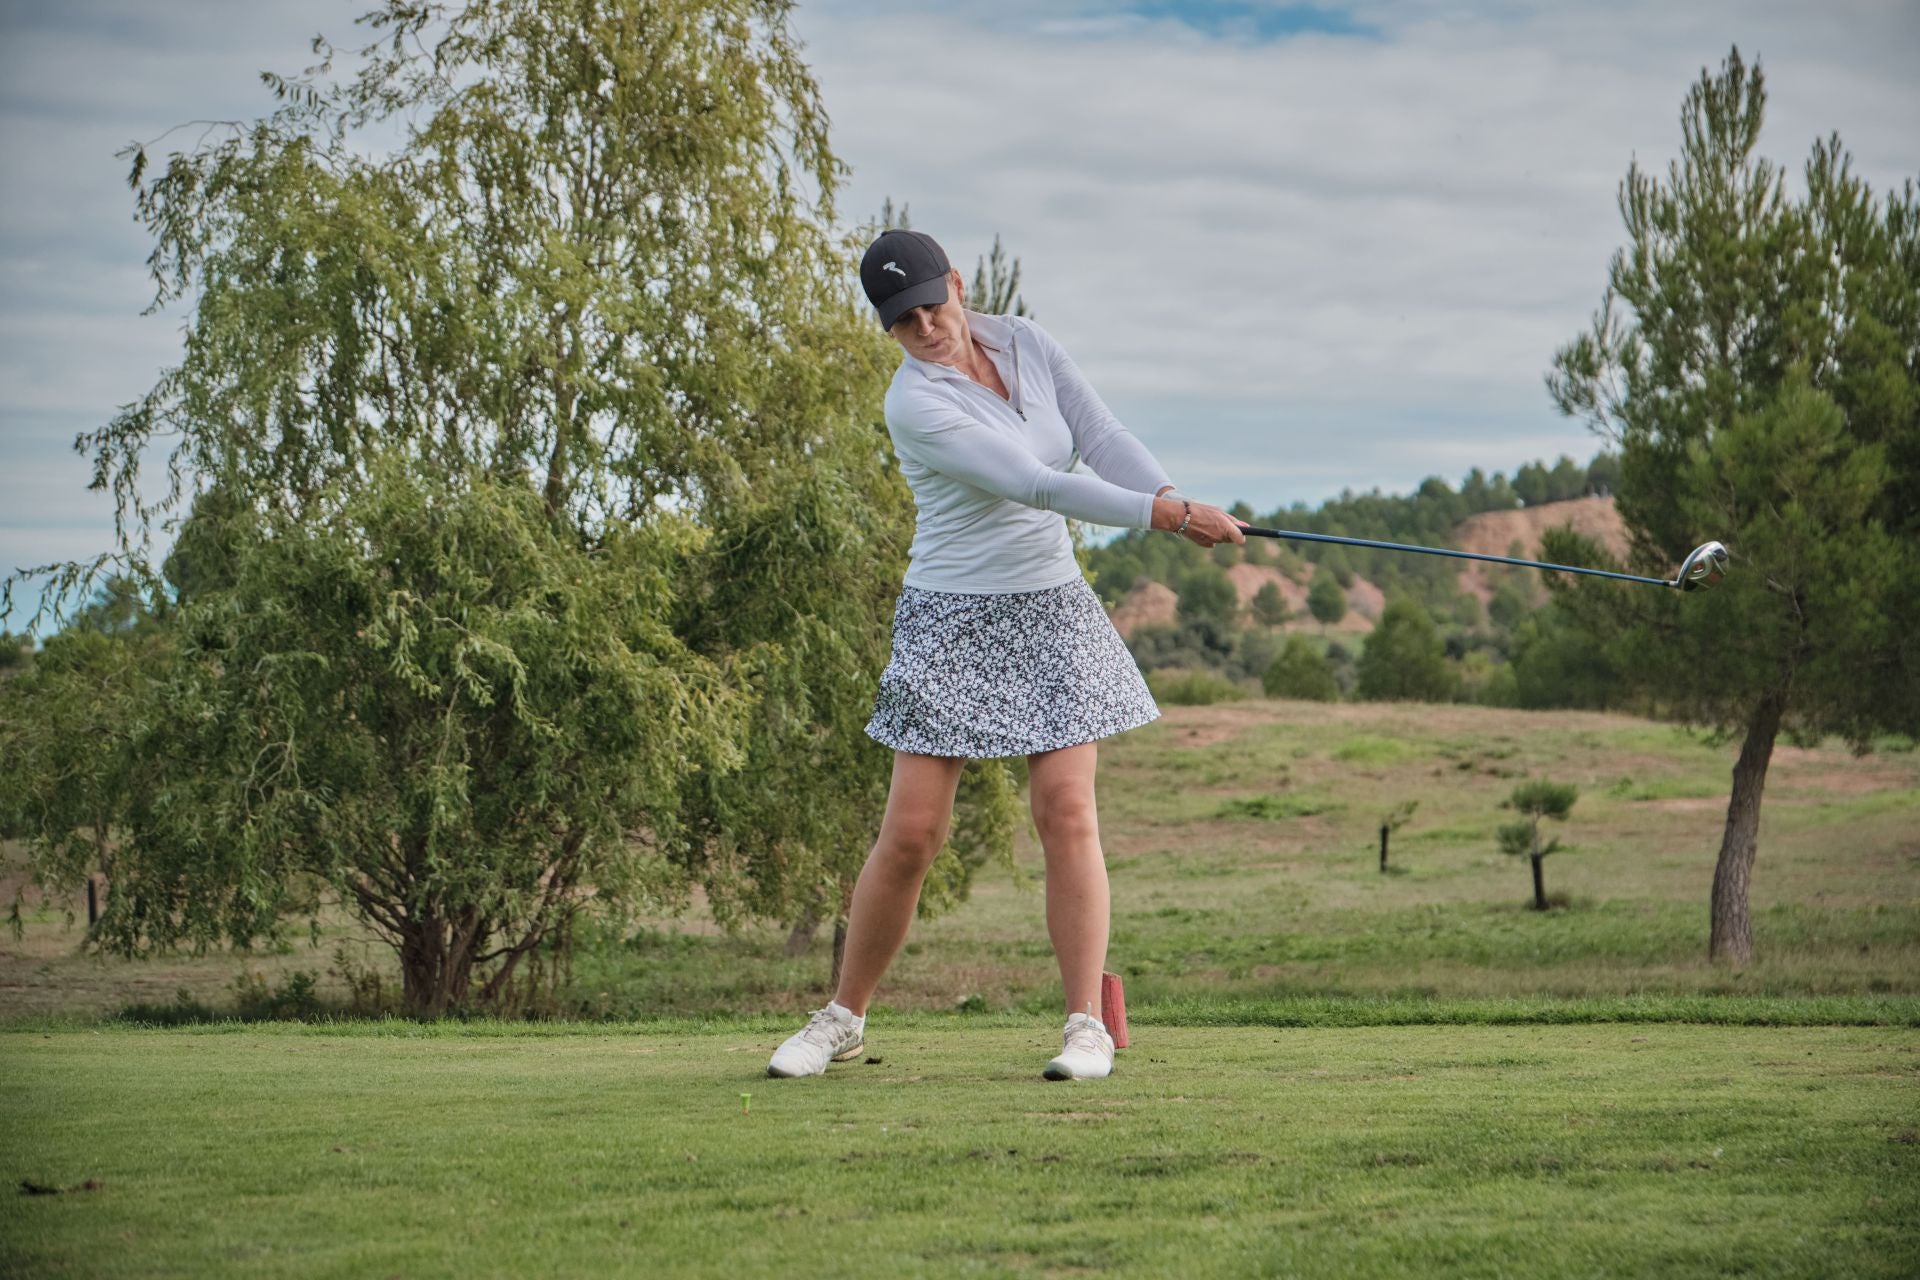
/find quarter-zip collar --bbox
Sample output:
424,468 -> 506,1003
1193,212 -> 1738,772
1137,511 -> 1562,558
901,309 -> 1026,420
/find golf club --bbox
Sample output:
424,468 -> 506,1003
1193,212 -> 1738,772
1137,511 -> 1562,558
1233,527 -> 1730,592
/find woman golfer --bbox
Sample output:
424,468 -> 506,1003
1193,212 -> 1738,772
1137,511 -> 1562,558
767,229 -> 1244,1081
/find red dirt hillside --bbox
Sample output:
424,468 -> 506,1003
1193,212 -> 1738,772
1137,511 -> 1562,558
1108,579 -> 1178,639
1108,563 -> 1381,640
1453,495 -> 1629,603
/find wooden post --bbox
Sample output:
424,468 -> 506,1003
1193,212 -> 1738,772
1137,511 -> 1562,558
1379,825 -> 1389,874
86,876 -> 99,927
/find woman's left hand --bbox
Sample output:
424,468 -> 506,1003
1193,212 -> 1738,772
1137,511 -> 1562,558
1151,496 -> 1246,548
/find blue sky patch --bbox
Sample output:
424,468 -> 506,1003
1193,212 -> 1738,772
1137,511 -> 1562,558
1109,2 -> 1379,41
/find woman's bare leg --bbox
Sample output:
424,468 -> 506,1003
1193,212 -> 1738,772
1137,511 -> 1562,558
1027,741 -> 1108,1019
832,751 -> 968,1016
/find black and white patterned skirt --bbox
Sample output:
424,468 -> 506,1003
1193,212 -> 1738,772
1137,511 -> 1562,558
864,575 -> 1160,758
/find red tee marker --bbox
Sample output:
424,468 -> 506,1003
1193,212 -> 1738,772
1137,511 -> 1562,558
1100,970 -> 1129,1049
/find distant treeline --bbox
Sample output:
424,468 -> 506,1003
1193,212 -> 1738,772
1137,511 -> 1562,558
1089,450 -> 1620,611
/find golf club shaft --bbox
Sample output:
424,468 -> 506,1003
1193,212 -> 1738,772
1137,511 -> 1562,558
1235,525 -> 1675,588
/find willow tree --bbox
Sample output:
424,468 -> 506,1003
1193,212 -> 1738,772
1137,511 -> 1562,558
1547,49 -> 1920,964
1,0 -> 1017,1013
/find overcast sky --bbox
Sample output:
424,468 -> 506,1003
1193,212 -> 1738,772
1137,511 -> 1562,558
3,0 -> 1916,635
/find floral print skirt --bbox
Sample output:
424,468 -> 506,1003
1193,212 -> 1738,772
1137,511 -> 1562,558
865,575 -> 1160,759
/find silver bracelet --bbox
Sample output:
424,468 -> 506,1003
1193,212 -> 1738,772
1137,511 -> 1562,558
1175,500 -> 1192,535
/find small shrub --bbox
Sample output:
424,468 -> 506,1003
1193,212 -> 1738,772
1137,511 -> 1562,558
115,987 -> 221,1026
1263,636 -> 1339,701
230,968 -> 325,1021
1215,794 -> 1337,820
1147,668 -> 1247,706
1498,779 -> 1578,910
327,944 -> 397,1017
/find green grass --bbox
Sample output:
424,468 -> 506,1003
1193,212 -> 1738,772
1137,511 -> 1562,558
1331,734 -> 1419,766
1213,793 -> 1341,821
1605,774 -> 1727,802
4,1019 -> 1916,1278
4,700 -> 1917,1024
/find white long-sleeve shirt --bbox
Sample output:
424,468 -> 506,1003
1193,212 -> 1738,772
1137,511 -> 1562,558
882,310 -> 1172,593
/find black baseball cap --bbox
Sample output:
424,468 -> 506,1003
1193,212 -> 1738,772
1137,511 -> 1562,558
860,229 -> 952,329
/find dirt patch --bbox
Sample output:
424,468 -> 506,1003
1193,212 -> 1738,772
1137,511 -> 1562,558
1156,703 -> 1292,749
1109,579 -> 1177,640
1342,576 -> 1385,622
1766,745 -> 1918,795
1225,562 -> 1305,611
1643,797 -> 1726,814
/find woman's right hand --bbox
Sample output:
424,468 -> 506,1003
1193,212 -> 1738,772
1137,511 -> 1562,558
1151,497 -> 1247,548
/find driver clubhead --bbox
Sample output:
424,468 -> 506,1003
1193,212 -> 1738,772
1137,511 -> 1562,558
1675,541 -> 1729,592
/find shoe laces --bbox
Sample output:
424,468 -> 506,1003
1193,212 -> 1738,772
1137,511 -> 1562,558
1063,1017 -> 1109,1057
798,1006 -> 851,1049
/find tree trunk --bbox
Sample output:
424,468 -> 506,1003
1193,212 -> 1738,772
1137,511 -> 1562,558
1530,854 -> 1547,911
1379,825 -> 1389,874
398,905 -> 481,1017
1710,691 -> 1786,965
784,909 -> 821,958
829,917 -> 849,993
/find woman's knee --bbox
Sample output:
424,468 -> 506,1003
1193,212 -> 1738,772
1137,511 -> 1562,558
1031,791 -> 1100,850
872,811 -> 949,874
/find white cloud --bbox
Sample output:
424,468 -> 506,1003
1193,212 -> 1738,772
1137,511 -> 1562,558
3,0 -> 1915,635
797,0 -> 1919,496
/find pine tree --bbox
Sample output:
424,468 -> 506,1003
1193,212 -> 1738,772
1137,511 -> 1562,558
1307,570 -> 1347,632
1547,48 -> 1920,964
1497,781 -> 1578,910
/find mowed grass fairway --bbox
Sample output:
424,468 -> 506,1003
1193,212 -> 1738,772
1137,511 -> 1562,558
4,1017 -> 1917,1278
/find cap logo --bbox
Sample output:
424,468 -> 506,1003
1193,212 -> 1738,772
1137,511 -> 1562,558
882,261 -> 906,277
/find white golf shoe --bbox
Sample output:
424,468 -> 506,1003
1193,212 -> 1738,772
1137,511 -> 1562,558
1043,1011 -> 1114,1081
767,1002 -> 866,1078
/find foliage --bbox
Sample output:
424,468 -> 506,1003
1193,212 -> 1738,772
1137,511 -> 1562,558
1356,599 -> 1456,702
1306,570 -> 1347,630
1499,779 -> 1578,910
1176,563 -> 1239,629
1454,650 -> 1518,707
1126,619 -> 1236,675
1512,456 -> 1591,506
1503,780 -> 1578,832
1381,799 -> 1419,834
1146,667 -> 1247,706
1546,47 -> 1920,961
1263,635 -> 1340,701
0,0 -> 1020,1011
1508,597 -> 1620,710
1249,581 -> 1289,627
1486,580 -> 1533,631
0,624 -> 174,863
15,456 -> 750,1015
968,233 -> 1030,317
1496,808 -> 1554,841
